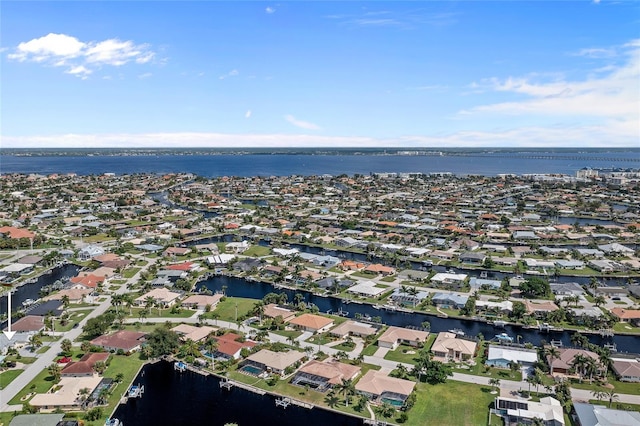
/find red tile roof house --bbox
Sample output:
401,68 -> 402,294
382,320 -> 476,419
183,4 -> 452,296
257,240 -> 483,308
90,330 -> 146,353
212,332 -> 257,360
610,308 -> 640,327
288,313 -> 335,334
61,352 -> 110,378
363,264 -> 396,276
69,274 -> 104,290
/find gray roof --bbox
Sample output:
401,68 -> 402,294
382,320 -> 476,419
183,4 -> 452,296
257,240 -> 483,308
9,414 -> 65,426
574,402 -> 640,426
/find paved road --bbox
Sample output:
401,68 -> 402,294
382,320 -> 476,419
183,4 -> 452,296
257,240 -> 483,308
0,257 -> 156,412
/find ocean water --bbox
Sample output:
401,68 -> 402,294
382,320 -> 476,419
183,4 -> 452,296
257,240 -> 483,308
1,149 -> 639,176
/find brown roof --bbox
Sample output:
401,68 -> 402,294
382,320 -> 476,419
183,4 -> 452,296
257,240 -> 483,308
288,313 -> 334,331
61,352 -> 110,376
10,315 -> 44,332
611,308 -> 640,320
548,348 -> 601,371
263,304 -> 296,320
355,370 -> 416,397
378,326 -> 429,346
90,330 -> 146,351
297,359 -> 361,385
612,359 -> 640,379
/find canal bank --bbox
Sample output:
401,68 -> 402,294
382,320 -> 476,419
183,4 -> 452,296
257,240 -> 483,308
112,360 -> 363,426
196,275 -> 640,353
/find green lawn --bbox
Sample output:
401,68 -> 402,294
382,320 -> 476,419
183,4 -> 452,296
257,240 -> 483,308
361,344 -> 379,356
122,267 -> 141,278
384,344 -> 421,365
36,345 -> 51,354
207,296 -> 259,322
332,342 -> 357,352
243,246 -> 271,257
588,399 -> 640,412
129,307 -> 196,319
613,322 -> 640,334
8,367 -> 56,405
0,369 -> 23,390
403,381 -> 495,426
570,377 -> 640,395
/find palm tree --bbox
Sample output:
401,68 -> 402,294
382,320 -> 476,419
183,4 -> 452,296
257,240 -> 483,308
144,296 -> 156,314
489,378 -> 500,393
48,363 -> 62,383
594,295 -> 606,307
407,287 -> 419,307
61,295 -> 70,311
545,346 -> 560,375
571,354 -> 589,383
29,334 -> 43,351
138,308 -> 149,323
337,378 -> 355,407
591,388 -> 607,402
60,338 -> 72,354
605,389 -> 619,408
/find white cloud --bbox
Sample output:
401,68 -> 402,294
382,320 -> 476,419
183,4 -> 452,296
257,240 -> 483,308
284,114 -> 321,130
265,6 -> 275,14
461,39 -> 639,142
245,110 -> 252,118
6,33 -> 157,79
219,69 -> 239,80
2,125 -> 636,148
138,72 -> 153,79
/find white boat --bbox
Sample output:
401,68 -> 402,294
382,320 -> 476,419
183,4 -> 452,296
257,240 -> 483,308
22,298 -> 35,308
495,333 -> 513,342
448,328 -> 465,336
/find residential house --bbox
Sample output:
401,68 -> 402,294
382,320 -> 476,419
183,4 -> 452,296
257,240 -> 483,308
611,358 -> 640,383
574,403 -> 640,426
355,370 -> 416,406
329,321 -> 378,339
377,326 -> 429,350
242,349 -> 306,376
430,273 -> 468,289
431,293 -> 469,309
171,324 -> 216,343
9,315 -> 45,334
363,264 -> 396,276
459,252 -> 486,264
90,330 -> 146,352
485,345 -> 538,369
610,308 -> 640,327
163,247 -> 191,257
29,376 -> 103,412
263,304 -> 296,322
77,244 -> 105,260
347,280 -> 386,298
134,288 -> 182,308
431,332 -> 477,362
60,352 -> 110,378
181,294 -> 222,310
288,313 -> 334,333
547,348 -> 605,378
211,332 -> 256,360
493,396 -> 564,426
524,300 -> 559,318
291,359 -> 361,392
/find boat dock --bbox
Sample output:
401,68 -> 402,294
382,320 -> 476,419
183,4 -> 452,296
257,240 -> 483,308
275,397 -> 313,409
127,384 -> 144,399
219,378 -> 266,395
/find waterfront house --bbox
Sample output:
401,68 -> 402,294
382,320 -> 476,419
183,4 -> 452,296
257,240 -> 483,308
459,252 -> 486,264
611,358 -> 640,382
390,287 -> 430,306
69,274 -> 104,290
263,304 -> 296,322
430,273 -> 468,289
156,269 -> 188,282
291,359 -> 361,392
594,287 -> 628,298
355,370 -> 416,406
210,332 -> 256,360
9,315 -> 45,334
329,321 -> 378,339
610,308 -> 640,327
377,326 -> 429,350
171,324 -> 216,343
431,332 -> 477,362
181,294 -> 222,310
7,414 -> 65,426
90,330 -> 146,352
45,288 -> 93,304
431,293 -> 468,309
524,300 -> 559,318
347,280 -> 386,298
469,278 -> 502,291
163,246 -> 191,257
493,396 -> 564,426
60,352 -> 110,378
546,348 -> 605,378
232,258 -> 262,273
485,345 -> 538,369
363,264 -> 396,276
77,244 -> 105,260
29,376 -> 103,412
288,313 -> 334,333
242,349 -> 306,376
550,282 -> 584,297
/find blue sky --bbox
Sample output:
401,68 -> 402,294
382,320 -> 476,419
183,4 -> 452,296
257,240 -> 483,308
1,1 -> 638,148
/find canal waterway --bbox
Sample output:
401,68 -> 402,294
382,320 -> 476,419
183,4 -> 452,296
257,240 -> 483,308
197,276 -> 640,353
112,360 -> 362,426
0,264 -> 80,316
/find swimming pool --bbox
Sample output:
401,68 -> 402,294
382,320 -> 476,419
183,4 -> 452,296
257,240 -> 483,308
241,365 -> 263,375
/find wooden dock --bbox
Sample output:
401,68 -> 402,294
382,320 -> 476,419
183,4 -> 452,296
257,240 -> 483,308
219,379 -> 266,395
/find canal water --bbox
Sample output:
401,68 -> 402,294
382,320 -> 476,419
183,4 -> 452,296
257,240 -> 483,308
197,276 -> 640,353
112,360 -> 362,426
0,264 -> 80,316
